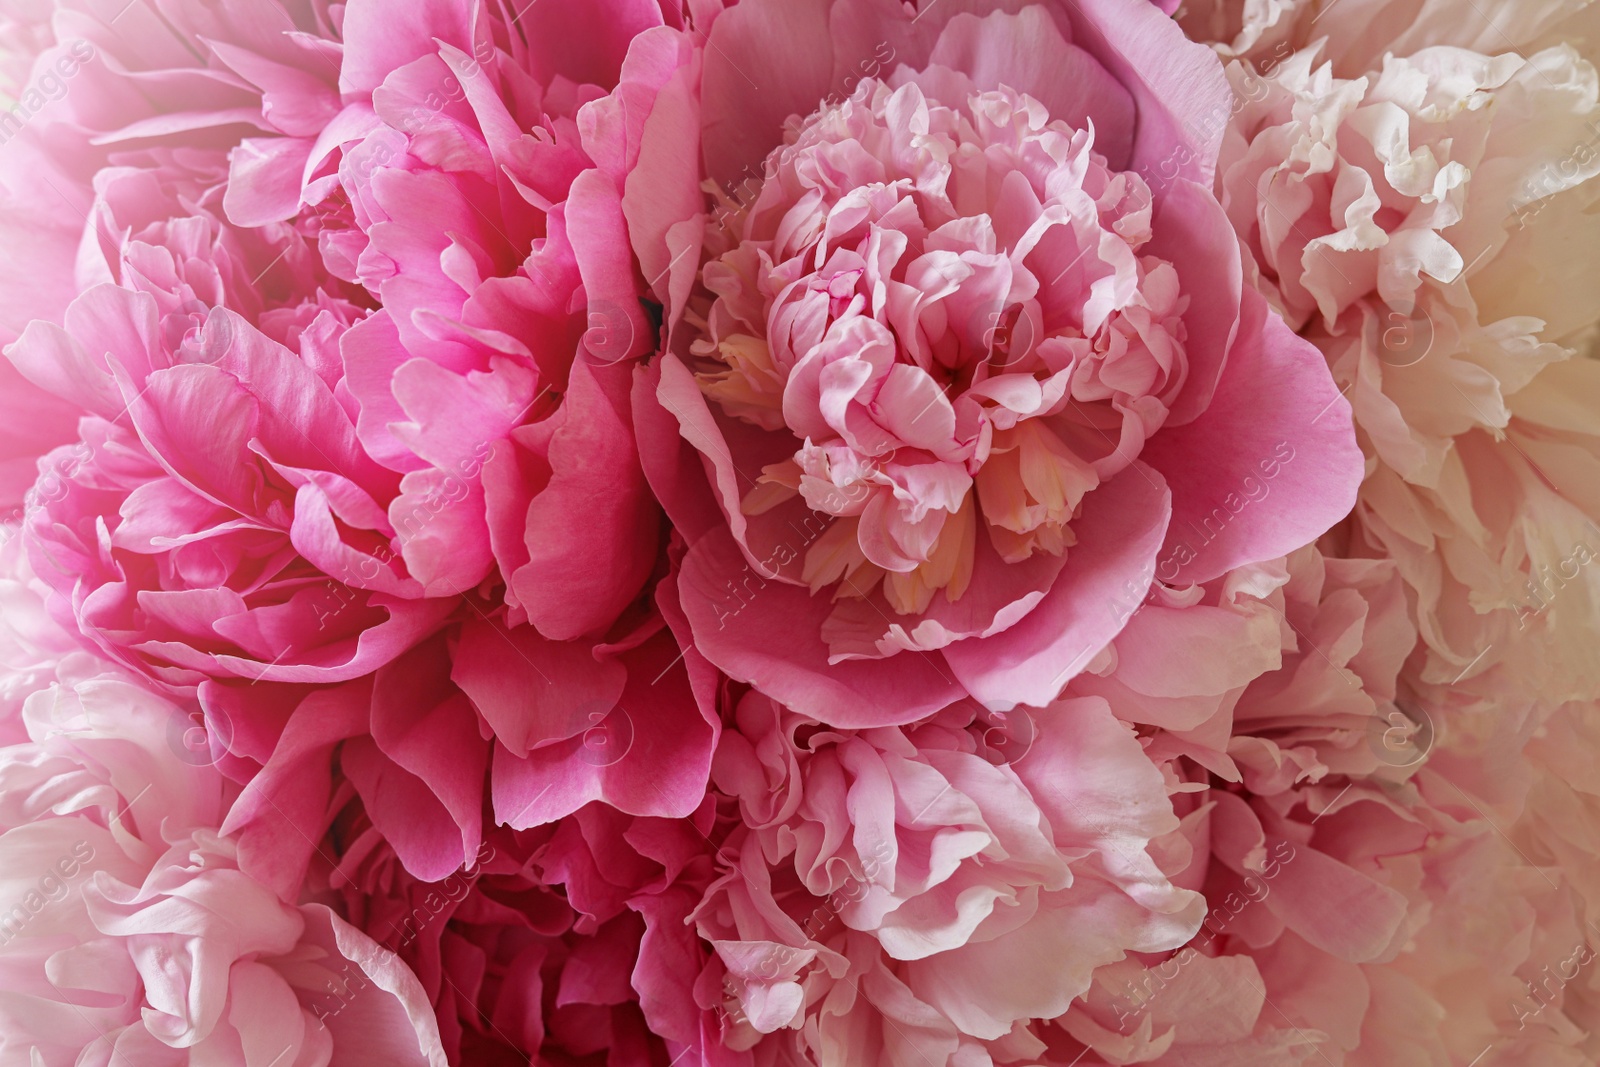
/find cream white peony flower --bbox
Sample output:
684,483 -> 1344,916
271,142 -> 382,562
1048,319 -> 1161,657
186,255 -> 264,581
1217,38 -> 1600,708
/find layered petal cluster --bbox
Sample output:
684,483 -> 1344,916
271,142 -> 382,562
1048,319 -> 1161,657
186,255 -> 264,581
1037,546 -> 1437,1064
0,0 -> 358,507
322,805 -> 720,1066
1217,38 -> 1600,708
10,288 -> 447,697
633,0 -> 1362,726
3,0 -> 721,887
692,690 -> 1202,1066
313,0 -> 677,622
0,0 -> 1597,1066
1177,0 -> 1587,75
0,626 -> 445,1065
221,588 -> 716,890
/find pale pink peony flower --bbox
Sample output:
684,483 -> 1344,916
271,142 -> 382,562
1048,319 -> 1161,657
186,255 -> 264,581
631,0 -> 1362,726
1199,32 -> 1600,1065
1029,545 -> 1440,1064
1216,40 -> 1600,707
0,527 -> 93,745
690,690 -> 1202,1066
0,660 -> 446,1066
1177,0 -> 1587,75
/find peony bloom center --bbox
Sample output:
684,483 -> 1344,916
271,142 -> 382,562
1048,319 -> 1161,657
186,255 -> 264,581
693,80 -> 1190,617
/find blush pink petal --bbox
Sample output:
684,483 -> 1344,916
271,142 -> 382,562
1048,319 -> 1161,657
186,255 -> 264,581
943,468 -> 1172,711
1141,288 -> 1363,585
676,526 -> 965,726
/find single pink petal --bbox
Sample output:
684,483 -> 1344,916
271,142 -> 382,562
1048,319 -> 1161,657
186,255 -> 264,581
943,465 -> 1172,710
1141,289 -> 1362,585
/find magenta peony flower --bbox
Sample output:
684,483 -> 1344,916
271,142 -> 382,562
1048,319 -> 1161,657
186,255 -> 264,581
2,0 -> 722,889
319,807 -> 719,1066
629,0 -> 1363,725
302,0 -> 678,626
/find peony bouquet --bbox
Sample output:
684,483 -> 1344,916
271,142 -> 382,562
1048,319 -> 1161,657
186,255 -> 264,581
0,0 -> 1598,1063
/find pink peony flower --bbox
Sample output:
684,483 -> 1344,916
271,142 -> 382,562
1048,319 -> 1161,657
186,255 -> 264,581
1039,556 -> 1412,1063
629,0 -> 1362,725
311,0 -> 678,623
10,287 -> 451,695
219,584 -> 717,890
320,806 -> 720,1066
0,655 -> 446,1066
1031,544 -> 1597,1066
691,689 -> 1202,1065
0,0 -> 356,509
3,0 -> 723,888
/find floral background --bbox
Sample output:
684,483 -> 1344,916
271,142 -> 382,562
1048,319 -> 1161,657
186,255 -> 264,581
0,0 -> 1597,1064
